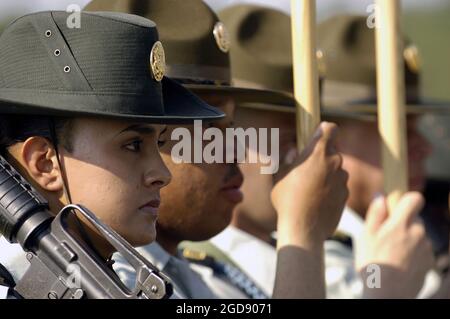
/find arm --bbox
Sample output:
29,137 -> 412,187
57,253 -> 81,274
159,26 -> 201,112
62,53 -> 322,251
271,122 -> 349,298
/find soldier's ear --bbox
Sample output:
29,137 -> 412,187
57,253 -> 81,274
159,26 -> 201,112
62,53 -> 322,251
20,137 -> 64,192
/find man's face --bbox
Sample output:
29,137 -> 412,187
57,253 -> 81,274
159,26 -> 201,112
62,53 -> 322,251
339,115 -> 432,216
61,118 -> 171,247
156,93 -> 244,241
235,108 -> 297,234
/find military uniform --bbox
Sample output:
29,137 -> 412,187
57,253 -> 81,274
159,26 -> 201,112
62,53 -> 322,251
0,262 -> 17,299
0,10 -> 223,299
0,237 -> 28,284
182,226 -> 276,297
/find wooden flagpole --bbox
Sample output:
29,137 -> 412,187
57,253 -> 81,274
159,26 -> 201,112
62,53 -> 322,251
375,0 -> 409,213
291,0 -> 321,152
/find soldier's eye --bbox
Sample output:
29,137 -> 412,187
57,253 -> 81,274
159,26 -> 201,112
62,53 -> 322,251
124,140 -> 143,152
158,139 -> 166,148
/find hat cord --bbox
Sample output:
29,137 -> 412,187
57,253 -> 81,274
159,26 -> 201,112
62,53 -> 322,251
47,118 -> 111,263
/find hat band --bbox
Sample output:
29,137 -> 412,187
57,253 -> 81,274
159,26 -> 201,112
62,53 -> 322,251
232,78 -> 273,92
322,80 -> 419,107
166,64 -> 231,85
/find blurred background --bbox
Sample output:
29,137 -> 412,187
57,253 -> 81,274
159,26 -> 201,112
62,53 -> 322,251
0,0 -> 449,179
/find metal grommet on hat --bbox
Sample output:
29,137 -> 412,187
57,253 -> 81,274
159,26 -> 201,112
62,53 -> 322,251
150,41 -> 165,82
213,22 -> 230,53
0,10 -> 225,124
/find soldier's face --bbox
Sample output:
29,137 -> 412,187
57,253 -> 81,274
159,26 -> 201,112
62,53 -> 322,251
235,108 -> 297,234
338,116 -> 432,216
59,118 -> 171,249
156,94 -> 244,242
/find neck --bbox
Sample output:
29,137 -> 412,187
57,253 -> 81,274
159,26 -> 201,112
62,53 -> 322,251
231,210 -> 274,245
155,230 -> 180,256
67,212 -> 115,261
346,197 -> 369,220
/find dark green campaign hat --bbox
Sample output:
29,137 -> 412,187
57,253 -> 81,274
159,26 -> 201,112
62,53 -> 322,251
218,5 -> 297,113
318,15 -> 450,120
0,11 -> 224,123
84,0 -> 293,107
219,6 -> 449,120
219,5 -> 334,115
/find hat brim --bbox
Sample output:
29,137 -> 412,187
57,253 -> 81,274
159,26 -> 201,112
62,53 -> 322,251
184,83 -> 295,107
0,77 -> 224,124
162,78 -> 225,123
187,84 -> 450,116
322,97 -> 450,121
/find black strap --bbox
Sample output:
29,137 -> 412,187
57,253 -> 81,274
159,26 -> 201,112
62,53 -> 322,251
0,263 -> 15,288
212,261 -> 269,299
47,119 -> 107,262
181,248 -> 268,299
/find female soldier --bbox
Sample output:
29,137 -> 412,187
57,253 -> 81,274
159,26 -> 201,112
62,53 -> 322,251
0,10 -> 223,298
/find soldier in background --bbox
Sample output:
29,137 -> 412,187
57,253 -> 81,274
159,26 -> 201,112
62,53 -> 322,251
317,14 -> 450,298
0,10 -> 224,298
85,0 -> 348,299
181,6 -> 439,298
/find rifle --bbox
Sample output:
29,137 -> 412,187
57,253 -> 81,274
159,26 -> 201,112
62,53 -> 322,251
0,155 -> 173,299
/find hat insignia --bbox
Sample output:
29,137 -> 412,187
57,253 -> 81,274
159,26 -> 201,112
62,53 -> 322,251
150,41 -> 166,82
403,45 -> 421,74
213,22 -> 230,53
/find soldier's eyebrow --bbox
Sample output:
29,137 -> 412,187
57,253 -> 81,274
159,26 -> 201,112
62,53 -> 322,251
118,124 -> 166,136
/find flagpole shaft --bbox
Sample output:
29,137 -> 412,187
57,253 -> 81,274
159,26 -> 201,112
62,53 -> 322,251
291,0 -> 320,152
375,0 -> 409,213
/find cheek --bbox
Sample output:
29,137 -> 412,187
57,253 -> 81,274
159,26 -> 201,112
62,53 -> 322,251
114,215 -> 157,247
240,164 -> 273,208
160,163 -> 212,211
359,140 -> 381,168
64,159 -> 155,241
66,162 -> 131,209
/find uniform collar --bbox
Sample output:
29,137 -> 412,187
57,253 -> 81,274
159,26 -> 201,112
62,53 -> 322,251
210,225 -> 276,296
0,285 -> 8,300
211,225 -> 275,256
135,242 -> 174,271
336,206 -> 365,241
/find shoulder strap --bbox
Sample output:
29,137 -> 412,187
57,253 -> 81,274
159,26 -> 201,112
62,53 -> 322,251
179,243 -> 269,299
179,240 -> 240,269
0,263 -> 16,288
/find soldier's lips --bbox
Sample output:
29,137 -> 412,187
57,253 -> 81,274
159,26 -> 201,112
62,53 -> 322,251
220,174 -> 244,204
221,187 -> 244,204
139,199 -> 160,217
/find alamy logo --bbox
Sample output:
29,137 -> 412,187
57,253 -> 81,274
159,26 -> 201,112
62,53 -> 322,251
366,4 -> 379,29
365,264 -> 381,289
66,264 -> 81,289
171,120 -> 280,174
66,4 -> 81,29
